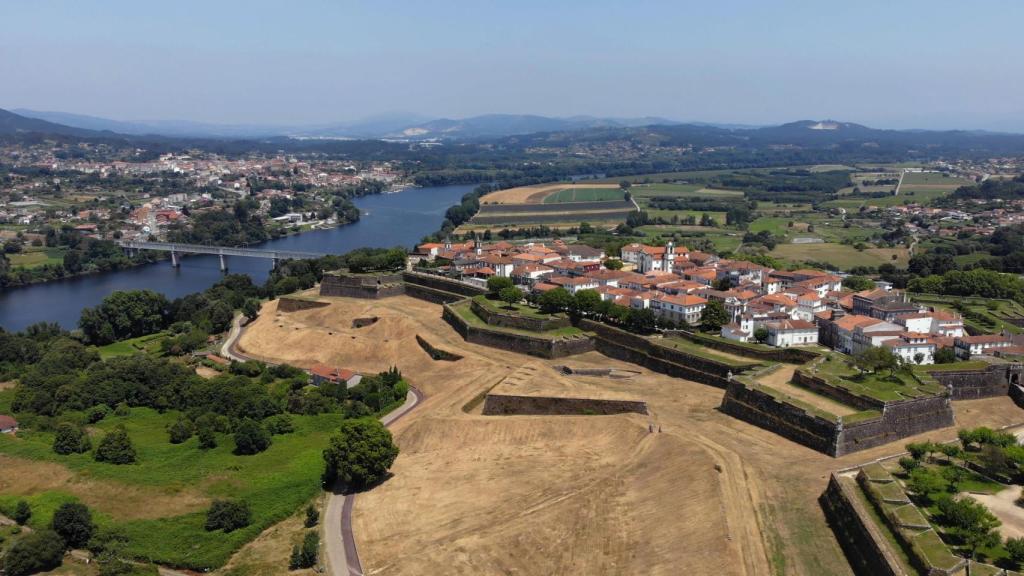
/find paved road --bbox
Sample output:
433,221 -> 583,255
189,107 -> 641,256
221,313 -> 424,576
323,387 -> 423,576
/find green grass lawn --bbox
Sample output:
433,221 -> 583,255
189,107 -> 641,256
813,354 -> 946,402
643,208 -> 727,224
901,172 -> 973,187
542,187 -> 626,203
473,295 -> 561,320
97,332 -> 170,359
659,336 -> 762,369
8,247 -> 65,269
451,300 -> 583,339
628,183 -> 742,199
0,406 -> 348,569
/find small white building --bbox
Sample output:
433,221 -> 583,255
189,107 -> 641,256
766,319 -> 818,348
650,293 -> 707,326
955,334 -> 1014,359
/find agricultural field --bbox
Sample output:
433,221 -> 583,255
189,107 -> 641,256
7,246 -> 66,269
628,183 -> 743,200
770,242 -> 909,268
543,187 -> 626,204
481,183 -> 621,205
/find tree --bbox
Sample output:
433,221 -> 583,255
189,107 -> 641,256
289,531 -> 319,569
842,275 -> 876,292
78,290 -> 170,345
53,422 -> 92,455
322,418 -> 399,490
2,530 -> 65,576
538,287 -> 572,314
754,327 -> 769,344
498,286 -> 523,310
937,497 -> 1001,559
572,289 -> 602,316
233,419 -> 272,455
980,444 -> 1012,477
854,346 -> 900,378
906,467 -> 948,504
94,426 -> 136,464
242,298 -> 260,321
167,418 -> 193,444
304,504 -> 319,528
13,500 -> 31,525
52,502 -> 95,549
1006,537 -> 1024,565
205,499 -> 251,532
898,456 -> 920,473
700,300 -> 730,332
934,347 -> 957,364
625,308 -> 657,333
486,276 -> 513,295
604,259 -> 624,270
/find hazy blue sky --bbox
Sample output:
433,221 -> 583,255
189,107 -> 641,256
2,0 -> 1022,130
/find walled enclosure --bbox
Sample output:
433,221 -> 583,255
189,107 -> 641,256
820,474 -> 904,576
441,302 -> 595,359
319,271 -> 406,299
927,362 -> 1024,400
482,394 -> 649,416
470,298 -> 571,331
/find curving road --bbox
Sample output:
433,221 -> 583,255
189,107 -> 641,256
221,313 -> 423,576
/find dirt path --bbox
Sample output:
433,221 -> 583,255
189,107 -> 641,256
969,485 -> 1024,540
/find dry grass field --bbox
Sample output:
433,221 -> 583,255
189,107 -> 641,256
481,183 -> 620,205
237,291 -> 1024,576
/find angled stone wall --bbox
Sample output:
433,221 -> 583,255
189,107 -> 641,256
835,396 -> 954,457
403,271 -> 488,298
470,299 -> 571,332
441,303 -> 595,359
719,381 -> 841,454
928,363 -> 1021,400
277,297 -> 331,313
820,474 -> 904,576
319,272 -> 405,299
482,394 -> 648,416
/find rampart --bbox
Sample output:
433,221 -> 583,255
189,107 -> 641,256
403,271 -> 488,298
719,379 -> 953,457
719,381 -> 840,454
792,370 -> 883,412
402,282 -> 467,304
927,363 -> 1023,400
319,272 -> 405,299
482,393 -> 648,416
470,298 -> 571,332
664,329 -> 820,364
820,474 -> 904,576
277,297 -> 331,313
415,335 -> 463,361
442,303 -> 594,359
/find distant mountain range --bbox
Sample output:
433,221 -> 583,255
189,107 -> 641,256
11,108 -> 736,140
4,108 -> 1024,159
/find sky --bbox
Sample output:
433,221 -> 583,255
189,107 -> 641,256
2,0 -> 1023,131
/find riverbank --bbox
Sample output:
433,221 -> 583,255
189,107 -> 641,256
0,184 -> 476,331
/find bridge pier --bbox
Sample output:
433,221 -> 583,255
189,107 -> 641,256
219,253 -> 227,272
171,250 -> 179,267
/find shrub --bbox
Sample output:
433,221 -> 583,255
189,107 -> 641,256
2,530 -> 65,576
94,426 -> 137,464
113,402 -> 130,417
197,425 -> 217,449
13,500 -> 31,525
1007,537 -> 1024,565
52,502 -> 95,549
323,418 -> 399,490
167,418 -> 194,444
265,414 -> 295,435
53,422 -> 91,455
289,531 -> 319,569
87,405 -> 111,424
304,504 -> 319,528
205,499 -> 251,532
898,456 -> 920,473
233,418 -> 271,455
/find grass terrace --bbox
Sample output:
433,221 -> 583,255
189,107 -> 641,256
659,335 -> 764,370
810,353 -> 947,403
543,187 -> 626,203
450,299 -> 585,339
97,332 -> 170,359
471,294 -> 561,319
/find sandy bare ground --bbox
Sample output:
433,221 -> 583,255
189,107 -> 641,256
481,183 -> 620,205
194,366 -> 221,379
969,485 -> 1024,540
238,292 -> 1024,576
0,454 -> 209,520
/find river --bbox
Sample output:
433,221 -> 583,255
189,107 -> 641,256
0,184 -> 474,331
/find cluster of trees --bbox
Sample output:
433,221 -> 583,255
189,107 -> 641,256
1,502 -> 98,576
742,230 -> 778,250
0,235 -> 162,288
710,169 -> 852,204
167,199 -> 269,246
345,247 -> 407,273
909,269 -> 1024,303
901,429 -> 1024,561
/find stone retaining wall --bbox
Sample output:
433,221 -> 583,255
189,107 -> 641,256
277,297 -> 331,313
664,329 -> 820,364
482,393 -> 649,416
415,335 -> 463,361
403,282 -> 467,304
319,272 -> 406,299
470,298 -> 571,332
719,381 -> 841,454
836,396 -> 954,456
593,337 -> 731,388
403,271 -> 488,298
820,474 -> 905,576
578,319 -> 752,379
442,303 -> 595,359
792,370 -> 883,412
928,363 -> 1022,400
